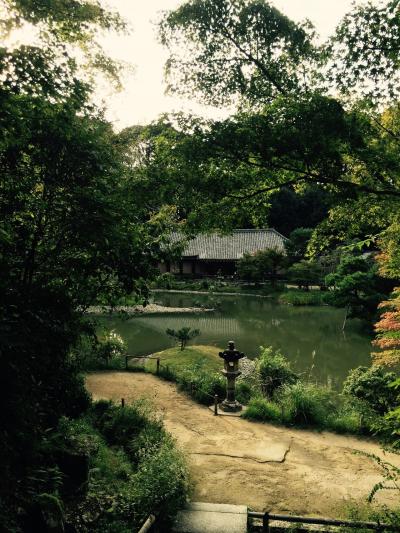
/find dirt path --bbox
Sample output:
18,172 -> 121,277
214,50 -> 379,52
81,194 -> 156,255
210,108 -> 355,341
86,372 -> 400,518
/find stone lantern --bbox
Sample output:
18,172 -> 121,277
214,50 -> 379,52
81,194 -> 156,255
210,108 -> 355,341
219,341 -> 245,412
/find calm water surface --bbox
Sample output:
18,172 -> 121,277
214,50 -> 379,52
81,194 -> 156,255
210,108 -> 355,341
99,291 -> 372,388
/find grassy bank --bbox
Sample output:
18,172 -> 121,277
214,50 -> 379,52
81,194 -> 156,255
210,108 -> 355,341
152,274 -> 279,296
128,345 -> 392,442
143,345 -> 227,405
278,288 -> 329,306
153,274 -> 333,306
148,345 -> 222,373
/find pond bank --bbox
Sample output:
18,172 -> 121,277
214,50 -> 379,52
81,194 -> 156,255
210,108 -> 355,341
87,303 -> 214,315
152,288 -> 272,298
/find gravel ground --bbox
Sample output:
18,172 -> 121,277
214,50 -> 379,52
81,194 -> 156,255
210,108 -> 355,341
86,371 -> 400,518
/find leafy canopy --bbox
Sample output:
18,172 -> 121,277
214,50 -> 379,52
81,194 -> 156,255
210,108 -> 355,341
160,0 -> 320,107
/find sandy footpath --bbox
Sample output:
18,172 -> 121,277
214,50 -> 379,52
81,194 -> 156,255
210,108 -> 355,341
86,372 -> 400,517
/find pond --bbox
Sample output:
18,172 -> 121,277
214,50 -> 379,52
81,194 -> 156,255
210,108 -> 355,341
98,291 -> 372,388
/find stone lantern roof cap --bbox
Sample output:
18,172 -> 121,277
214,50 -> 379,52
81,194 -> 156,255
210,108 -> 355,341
219,341 -> 245,362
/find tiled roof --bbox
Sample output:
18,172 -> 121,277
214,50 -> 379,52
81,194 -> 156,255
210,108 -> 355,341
171,229 -> 287,260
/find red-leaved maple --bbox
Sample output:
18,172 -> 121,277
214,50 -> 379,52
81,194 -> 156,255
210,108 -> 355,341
372,287 -> 400,366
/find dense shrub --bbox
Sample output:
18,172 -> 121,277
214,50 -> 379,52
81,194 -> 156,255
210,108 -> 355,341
97,330 -> 127,364
133,437 -> 189,528
63,401 -> 190,532
279,289 -> 327,306
88,401 -> 164,463
236,382 -> 254,405
177,366 -> 225,405
155,272 -> 175,289
343,366 -> 399,415
287,260 -> 322,290
157,359 -> 225,405
278,382 -> 336,426
325,411 -> 361,434
242,398 -> 282,422
73,329 -> 127,370
256,346 -> 299,398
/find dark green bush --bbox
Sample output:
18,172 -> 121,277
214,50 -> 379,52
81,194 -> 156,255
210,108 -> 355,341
236,382 -> 254,405
279,289 -> 327,306
133,437 -> 189,529
278,382 -> 336,426
256,346 -> 299,398
63,402 -> 190,532
177,367 -> 225,405
325,405 -> 362,434
200,279 -> 210,290
343,366 -> 398,415
242,398 -> 282,422
154,272 -> 175,289
75,330 -> 127,371
88,402 -> 164,460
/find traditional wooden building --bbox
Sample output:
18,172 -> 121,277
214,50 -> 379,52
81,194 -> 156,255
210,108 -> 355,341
160,229 -> 287,277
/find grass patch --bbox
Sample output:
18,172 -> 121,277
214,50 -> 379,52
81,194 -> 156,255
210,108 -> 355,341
149,345 -> 222,374
243,398 -> 282,422
145,346 -> 225,405
279,289 -> 328,306
278,382 -> 336,426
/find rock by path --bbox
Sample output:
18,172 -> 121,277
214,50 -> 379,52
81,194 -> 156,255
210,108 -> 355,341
86,372 -> 400,518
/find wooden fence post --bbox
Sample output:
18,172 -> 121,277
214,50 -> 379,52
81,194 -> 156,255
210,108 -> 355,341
262,512 -> 270,533
156,358 -> 160,375
121,398 -> 125,408
214,395 -> 218,416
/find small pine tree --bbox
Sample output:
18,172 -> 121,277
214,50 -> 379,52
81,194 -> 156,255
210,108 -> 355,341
166,327 -> 200,350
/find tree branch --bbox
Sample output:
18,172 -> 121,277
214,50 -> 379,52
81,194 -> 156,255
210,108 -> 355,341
220,27 -> 287,95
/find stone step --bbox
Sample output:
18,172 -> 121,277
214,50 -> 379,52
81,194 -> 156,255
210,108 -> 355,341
173,502 -> 248,533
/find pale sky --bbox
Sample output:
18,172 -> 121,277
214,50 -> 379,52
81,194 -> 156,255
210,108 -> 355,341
98,1 -> 361,129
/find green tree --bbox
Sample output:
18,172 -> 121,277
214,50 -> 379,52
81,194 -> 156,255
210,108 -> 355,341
0,2 -> 176,527
237,248 -> 286,285
268,187 -> 333,237
157,0 -> 400,236
325,254 -> 391,326
288,260 -> 321,291
343,366 -> 398,416
285,228 -> 313,265
166,327 -> 201,350
331,0 -> 400,102
160,0 -> 320,107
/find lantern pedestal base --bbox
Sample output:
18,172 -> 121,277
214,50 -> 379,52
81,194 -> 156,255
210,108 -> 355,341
220,399 -> 243,412
208,404 -> 247,417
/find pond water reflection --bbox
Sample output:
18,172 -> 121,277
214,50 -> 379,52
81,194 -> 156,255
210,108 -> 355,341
98,291 -> 372,388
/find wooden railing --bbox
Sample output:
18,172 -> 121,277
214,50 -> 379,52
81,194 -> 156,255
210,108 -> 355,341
248,511 -> 398,531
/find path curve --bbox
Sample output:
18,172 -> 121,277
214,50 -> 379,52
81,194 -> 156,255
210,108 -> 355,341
86,372 -> 400,517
